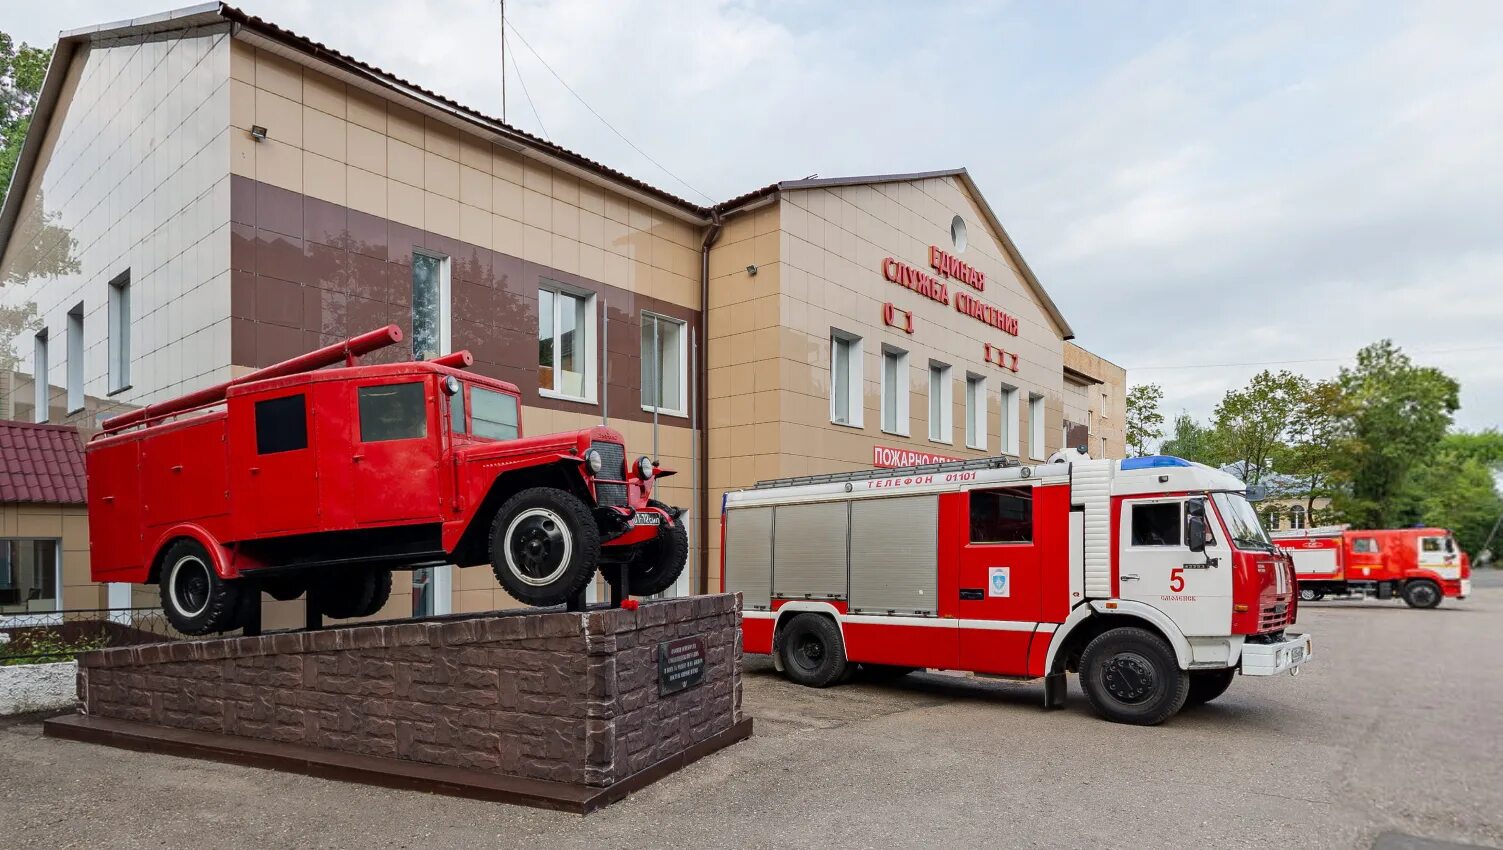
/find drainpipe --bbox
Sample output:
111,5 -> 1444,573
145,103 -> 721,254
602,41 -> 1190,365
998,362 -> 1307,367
696,212 -> 723,594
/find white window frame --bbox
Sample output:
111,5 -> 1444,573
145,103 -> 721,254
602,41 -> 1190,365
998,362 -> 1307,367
830,329 -> 863,428
880,345 -> 910,437
965,373 -> 987,450
108,270 -> 131,394
411,250 -> 452,359
0,537 -> 64,619
32,330 -> 48,423
538,280 -> 598,404
1028,392 -> 1046,461
928,361 -> 952,444
641,311 -> 688,418
66,303 -> 84,414
999,384 -> 1020,457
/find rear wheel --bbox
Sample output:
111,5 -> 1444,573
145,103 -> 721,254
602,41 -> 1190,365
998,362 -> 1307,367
490,487 -> 600,606
1401,579 -> 1441,609
778,613 -> 849,688
601,501 -> 689,598
1184,668 -> 1237,707
311,568 -> 393,619
159,539 -> 243,635
1078,627 -> 1189,725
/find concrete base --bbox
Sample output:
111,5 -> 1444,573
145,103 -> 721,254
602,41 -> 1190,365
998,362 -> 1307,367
50,594 -> 748,810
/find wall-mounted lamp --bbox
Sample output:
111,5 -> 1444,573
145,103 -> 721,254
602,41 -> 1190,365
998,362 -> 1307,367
746,264 -> 758,276
249,125 -> 268,142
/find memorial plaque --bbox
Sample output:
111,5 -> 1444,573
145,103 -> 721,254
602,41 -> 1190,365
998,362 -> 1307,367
658,635 -> 707,695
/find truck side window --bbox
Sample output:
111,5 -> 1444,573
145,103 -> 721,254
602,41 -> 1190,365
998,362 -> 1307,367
254,394 -> 308,454
1422,537 -> 1442,552
449,384 -> 467,434
472,388 -> 520,441
1352,538 -> 1378,553
358,382 -> 427,442
1131,502 -> 1182,546
969,487 -> 1032,543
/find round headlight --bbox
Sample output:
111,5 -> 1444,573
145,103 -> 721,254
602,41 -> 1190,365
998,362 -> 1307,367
442,375 -> 461,396
585,450 -> 603,474
637,456 -> 654,480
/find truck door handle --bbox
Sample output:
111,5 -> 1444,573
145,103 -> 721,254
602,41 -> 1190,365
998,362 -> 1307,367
1120,574 -> 1140,582
249,467 -> 261,475
352,454 -> 365,463
171,465 -> 183,474
959,588 -> 984,600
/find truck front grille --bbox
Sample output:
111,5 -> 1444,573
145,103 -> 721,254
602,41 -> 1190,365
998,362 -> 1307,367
591,441 -> 628,506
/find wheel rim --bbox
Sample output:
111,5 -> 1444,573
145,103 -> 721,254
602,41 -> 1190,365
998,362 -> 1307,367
168,555 -> 212,618
1101,651 -> 1157,704
504,507 -> 573,587
1411,585 -> 1437,606
791,632 -> 826,672
1300,589 -> 1316,601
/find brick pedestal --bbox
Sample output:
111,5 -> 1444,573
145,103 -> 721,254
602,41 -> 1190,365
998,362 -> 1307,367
45,594 -> 750,812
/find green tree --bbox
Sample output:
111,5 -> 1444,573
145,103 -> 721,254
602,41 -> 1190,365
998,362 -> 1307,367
1159,412 -> 1223,465
0,32 -> 50,195
1125,383 -> 1165,457
1211,370 -> 1309,486
1329,340 -> 1460,528
1282,378 -> 1344,519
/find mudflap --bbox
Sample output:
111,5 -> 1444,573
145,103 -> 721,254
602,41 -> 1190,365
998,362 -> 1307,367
1043,673 -> 1067,710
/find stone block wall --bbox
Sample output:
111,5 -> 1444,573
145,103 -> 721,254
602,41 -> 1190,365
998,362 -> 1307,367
75,594 -> 742,787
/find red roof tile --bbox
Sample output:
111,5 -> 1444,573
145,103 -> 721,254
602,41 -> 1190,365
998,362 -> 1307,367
0,421 -> 87,505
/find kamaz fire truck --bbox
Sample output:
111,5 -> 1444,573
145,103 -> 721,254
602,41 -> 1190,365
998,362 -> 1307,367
1272,525 -> 1471,608
722,453 -> 1312,725
86,326 -> 687,635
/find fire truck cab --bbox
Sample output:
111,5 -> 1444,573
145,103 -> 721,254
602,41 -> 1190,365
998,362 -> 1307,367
723,453 -> 1311,725
87,326 -> 687,635
1273,525 -> 1470,608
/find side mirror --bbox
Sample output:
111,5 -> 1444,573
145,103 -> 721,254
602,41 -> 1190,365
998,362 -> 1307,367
1187,514 -> 1207,553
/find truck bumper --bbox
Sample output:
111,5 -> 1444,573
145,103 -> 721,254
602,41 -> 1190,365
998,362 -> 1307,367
1458,578 -> 1471,599
1239,631 -> 1313,676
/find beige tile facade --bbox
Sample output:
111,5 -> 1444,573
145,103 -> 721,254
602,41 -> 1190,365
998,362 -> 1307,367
1063,342 -> 1127,459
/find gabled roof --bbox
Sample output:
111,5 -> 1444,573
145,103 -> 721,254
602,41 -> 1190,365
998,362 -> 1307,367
0,421 -> 87,505
717,168 -> 1074,339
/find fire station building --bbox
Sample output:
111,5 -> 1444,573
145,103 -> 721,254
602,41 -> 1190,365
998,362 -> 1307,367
0,5 -> 1125,620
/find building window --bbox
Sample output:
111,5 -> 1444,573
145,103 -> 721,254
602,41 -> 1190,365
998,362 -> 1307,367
1290,505 -> 1306,530
411,251 -> 450,360
1028,392 -> 1045,460
928,362 -> 952,443
66,303 -> 83,414
880,346 -> 909,436
830,330 -> 862,427
965,374 -> 986,449
1100,388 -> 1110,421
950,215 -> 968,252
32,330 -> 48,423
358,382 -> 428,442
539,283 -> 596,402
108,270 -> 131,393
999,385 -> 1020,456
1131,502 -> 1183,546
0,539 -> 60,614
641,312 -> 687,416
970,487 -> 1032,543
1265,510 -> 1282,531
254,394 -> 308,454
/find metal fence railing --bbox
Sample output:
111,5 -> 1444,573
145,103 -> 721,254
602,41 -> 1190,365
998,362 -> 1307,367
0,608 -> 188,666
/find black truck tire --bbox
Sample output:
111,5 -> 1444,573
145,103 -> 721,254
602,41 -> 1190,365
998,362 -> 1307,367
778,613 -> 849,688
1184,668 -> 1237,707
602,501 -> 689,598
159,538 -> 244,635
490,487 -> 600,606
1078,626 -> 1190,726
311,568 -> 393,619
1401,579 -> 1442,609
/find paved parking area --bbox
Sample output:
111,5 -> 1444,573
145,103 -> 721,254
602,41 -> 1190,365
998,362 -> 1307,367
3,582 -> 1501,850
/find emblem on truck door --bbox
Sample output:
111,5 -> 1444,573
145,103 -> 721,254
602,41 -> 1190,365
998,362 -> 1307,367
988,566 -> 1011,598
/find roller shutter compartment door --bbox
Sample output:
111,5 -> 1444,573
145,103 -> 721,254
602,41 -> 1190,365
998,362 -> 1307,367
772,501 -> 850,600
849,495 -> 939,615
724,507 -> 774,609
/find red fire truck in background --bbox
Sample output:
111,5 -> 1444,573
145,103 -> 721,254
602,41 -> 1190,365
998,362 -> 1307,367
1271,525 -> 1471,608
86,326 -> 687,635
722,453 -> 1312,726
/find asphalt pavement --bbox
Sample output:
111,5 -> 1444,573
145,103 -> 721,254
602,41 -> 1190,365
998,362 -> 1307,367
3,584 -> 1501,850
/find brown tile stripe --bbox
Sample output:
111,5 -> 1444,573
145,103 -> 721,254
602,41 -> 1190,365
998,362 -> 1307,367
229,175 -> 702,429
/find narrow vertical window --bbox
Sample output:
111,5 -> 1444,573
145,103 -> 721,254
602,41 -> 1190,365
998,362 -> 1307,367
965,374 -> 986,450
539,282 -> 596,402
830,330 -> 862,427
641,312 -> 687,416
1028,392 -> 1045,460
411,251 -> 450,360
108,270 -> 131,393
66,303 -> 84,414
880,346 -> 909,436
928,362 -> 952,443
32,330 -> 48,423
999,385 -> 1020,456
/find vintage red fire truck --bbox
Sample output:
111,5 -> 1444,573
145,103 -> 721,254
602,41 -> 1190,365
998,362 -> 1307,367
722,453 -> 1312,725
86,326 -> 687,635
1272,525 -> 1471,608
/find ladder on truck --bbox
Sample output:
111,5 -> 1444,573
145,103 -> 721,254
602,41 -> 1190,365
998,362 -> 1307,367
754,455 -> 1021,490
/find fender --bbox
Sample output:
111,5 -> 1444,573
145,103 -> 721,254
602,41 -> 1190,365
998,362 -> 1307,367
1046,599 -> 1194,672
767,601 -> 846,673
148,523 -> 235,580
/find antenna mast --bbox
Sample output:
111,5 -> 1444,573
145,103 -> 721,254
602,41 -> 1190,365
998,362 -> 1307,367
499,0 -> 507,122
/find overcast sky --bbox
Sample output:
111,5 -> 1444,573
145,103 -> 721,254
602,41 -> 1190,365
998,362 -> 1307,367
11,1 -> 1503,431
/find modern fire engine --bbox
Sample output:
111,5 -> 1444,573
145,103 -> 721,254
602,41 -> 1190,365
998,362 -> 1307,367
1272,525 -> 1471,608
86,326 -> 686,635
722,453 -> 1312,725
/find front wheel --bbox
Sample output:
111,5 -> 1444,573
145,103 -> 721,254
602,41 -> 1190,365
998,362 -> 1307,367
778,613 -> 849,688
1184,668 -> 1237,707
602,501 -> 689,598
1078,627 -> 1189,725
1401,579 -> 1442,609
159,539 -> 244,635
490,487 -> 600,606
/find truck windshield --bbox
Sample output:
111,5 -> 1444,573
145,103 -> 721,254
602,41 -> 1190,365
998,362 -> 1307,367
1211,492 -> 1273,551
